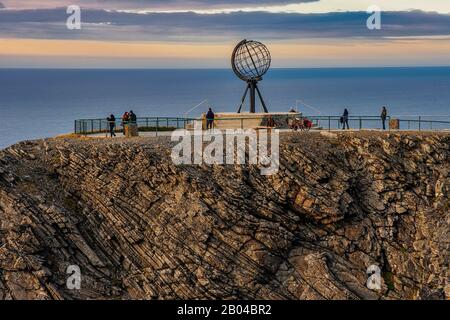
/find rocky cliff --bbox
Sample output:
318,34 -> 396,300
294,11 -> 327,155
0,132 -> 448,300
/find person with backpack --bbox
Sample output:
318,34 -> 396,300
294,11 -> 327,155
107,114 -> 116,137
381,106 -> 388,130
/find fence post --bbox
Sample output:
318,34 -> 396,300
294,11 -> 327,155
418,116 -> 421,131
359,117 -> 362,130
156,117 -> 159,136
328,116 -> 331,131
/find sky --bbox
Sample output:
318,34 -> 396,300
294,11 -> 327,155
1,0 -> 450,68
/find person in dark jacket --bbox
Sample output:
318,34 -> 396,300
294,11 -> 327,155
129,110 -> 137,124
381,106 -> 388,130
206,108 -> 215,130
107,114 -> 116,137
342,108 -> 350,130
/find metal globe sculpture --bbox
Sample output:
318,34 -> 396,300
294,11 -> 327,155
232,40 -> 271,81
231,39 -> 271,113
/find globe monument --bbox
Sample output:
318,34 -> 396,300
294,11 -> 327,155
199,39 -> 297,130
232,39 -> 271,113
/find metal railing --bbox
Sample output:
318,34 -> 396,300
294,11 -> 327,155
74,115 -> 450,135
398,117 -> 450,131
306,115 -> 387,131
74,117 -> 196,135
302,116 -> 450,131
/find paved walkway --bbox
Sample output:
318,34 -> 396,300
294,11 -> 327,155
85,128 -> 449,140
87,129 -> 319,139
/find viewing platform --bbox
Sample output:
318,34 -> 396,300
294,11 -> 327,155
74,114 -> 450,136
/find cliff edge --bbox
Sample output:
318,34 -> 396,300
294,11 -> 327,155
0,132 -> 448,300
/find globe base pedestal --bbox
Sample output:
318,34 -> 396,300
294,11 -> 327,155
237,80 -> 269,114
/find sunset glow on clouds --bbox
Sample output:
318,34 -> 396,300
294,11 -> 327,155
0,0 -> 449,67
2,0 -> 450,13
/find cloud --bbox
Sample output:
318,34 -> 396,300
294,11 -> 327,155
2,0 -> 317,10
1,9 -> 450,41
0,2 -> 5,9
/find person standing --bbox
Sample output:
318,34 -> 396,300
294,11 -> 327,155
126,110 -> 139,137
206,108 -> 215,130
107,114 -> 116,137
342,108 -> 350,130
381,106 -> 388,130
121,111 -> 129,135
267,115 -> 276,128
129,110 -> 137,124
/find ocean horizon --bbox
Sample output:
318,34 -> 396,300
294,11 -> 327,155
1,66 -> 450,149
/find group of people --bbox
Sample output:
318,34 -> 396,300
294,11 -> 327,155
106,106 -> 389,136
340,106 -> 388,130
106,110 -> 137,137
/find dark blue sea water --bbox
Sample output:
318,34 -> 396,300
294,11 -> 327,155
1,67 -> 449,149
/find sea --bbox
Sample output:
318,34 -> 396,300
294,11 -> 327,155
1,67 -> 449,149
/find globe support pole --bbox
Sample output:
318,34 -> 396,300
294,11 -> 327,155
237,80 -> 269,113
250,80 -> 256,113
237,84 -> 250,113
255,82 -> 269,113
